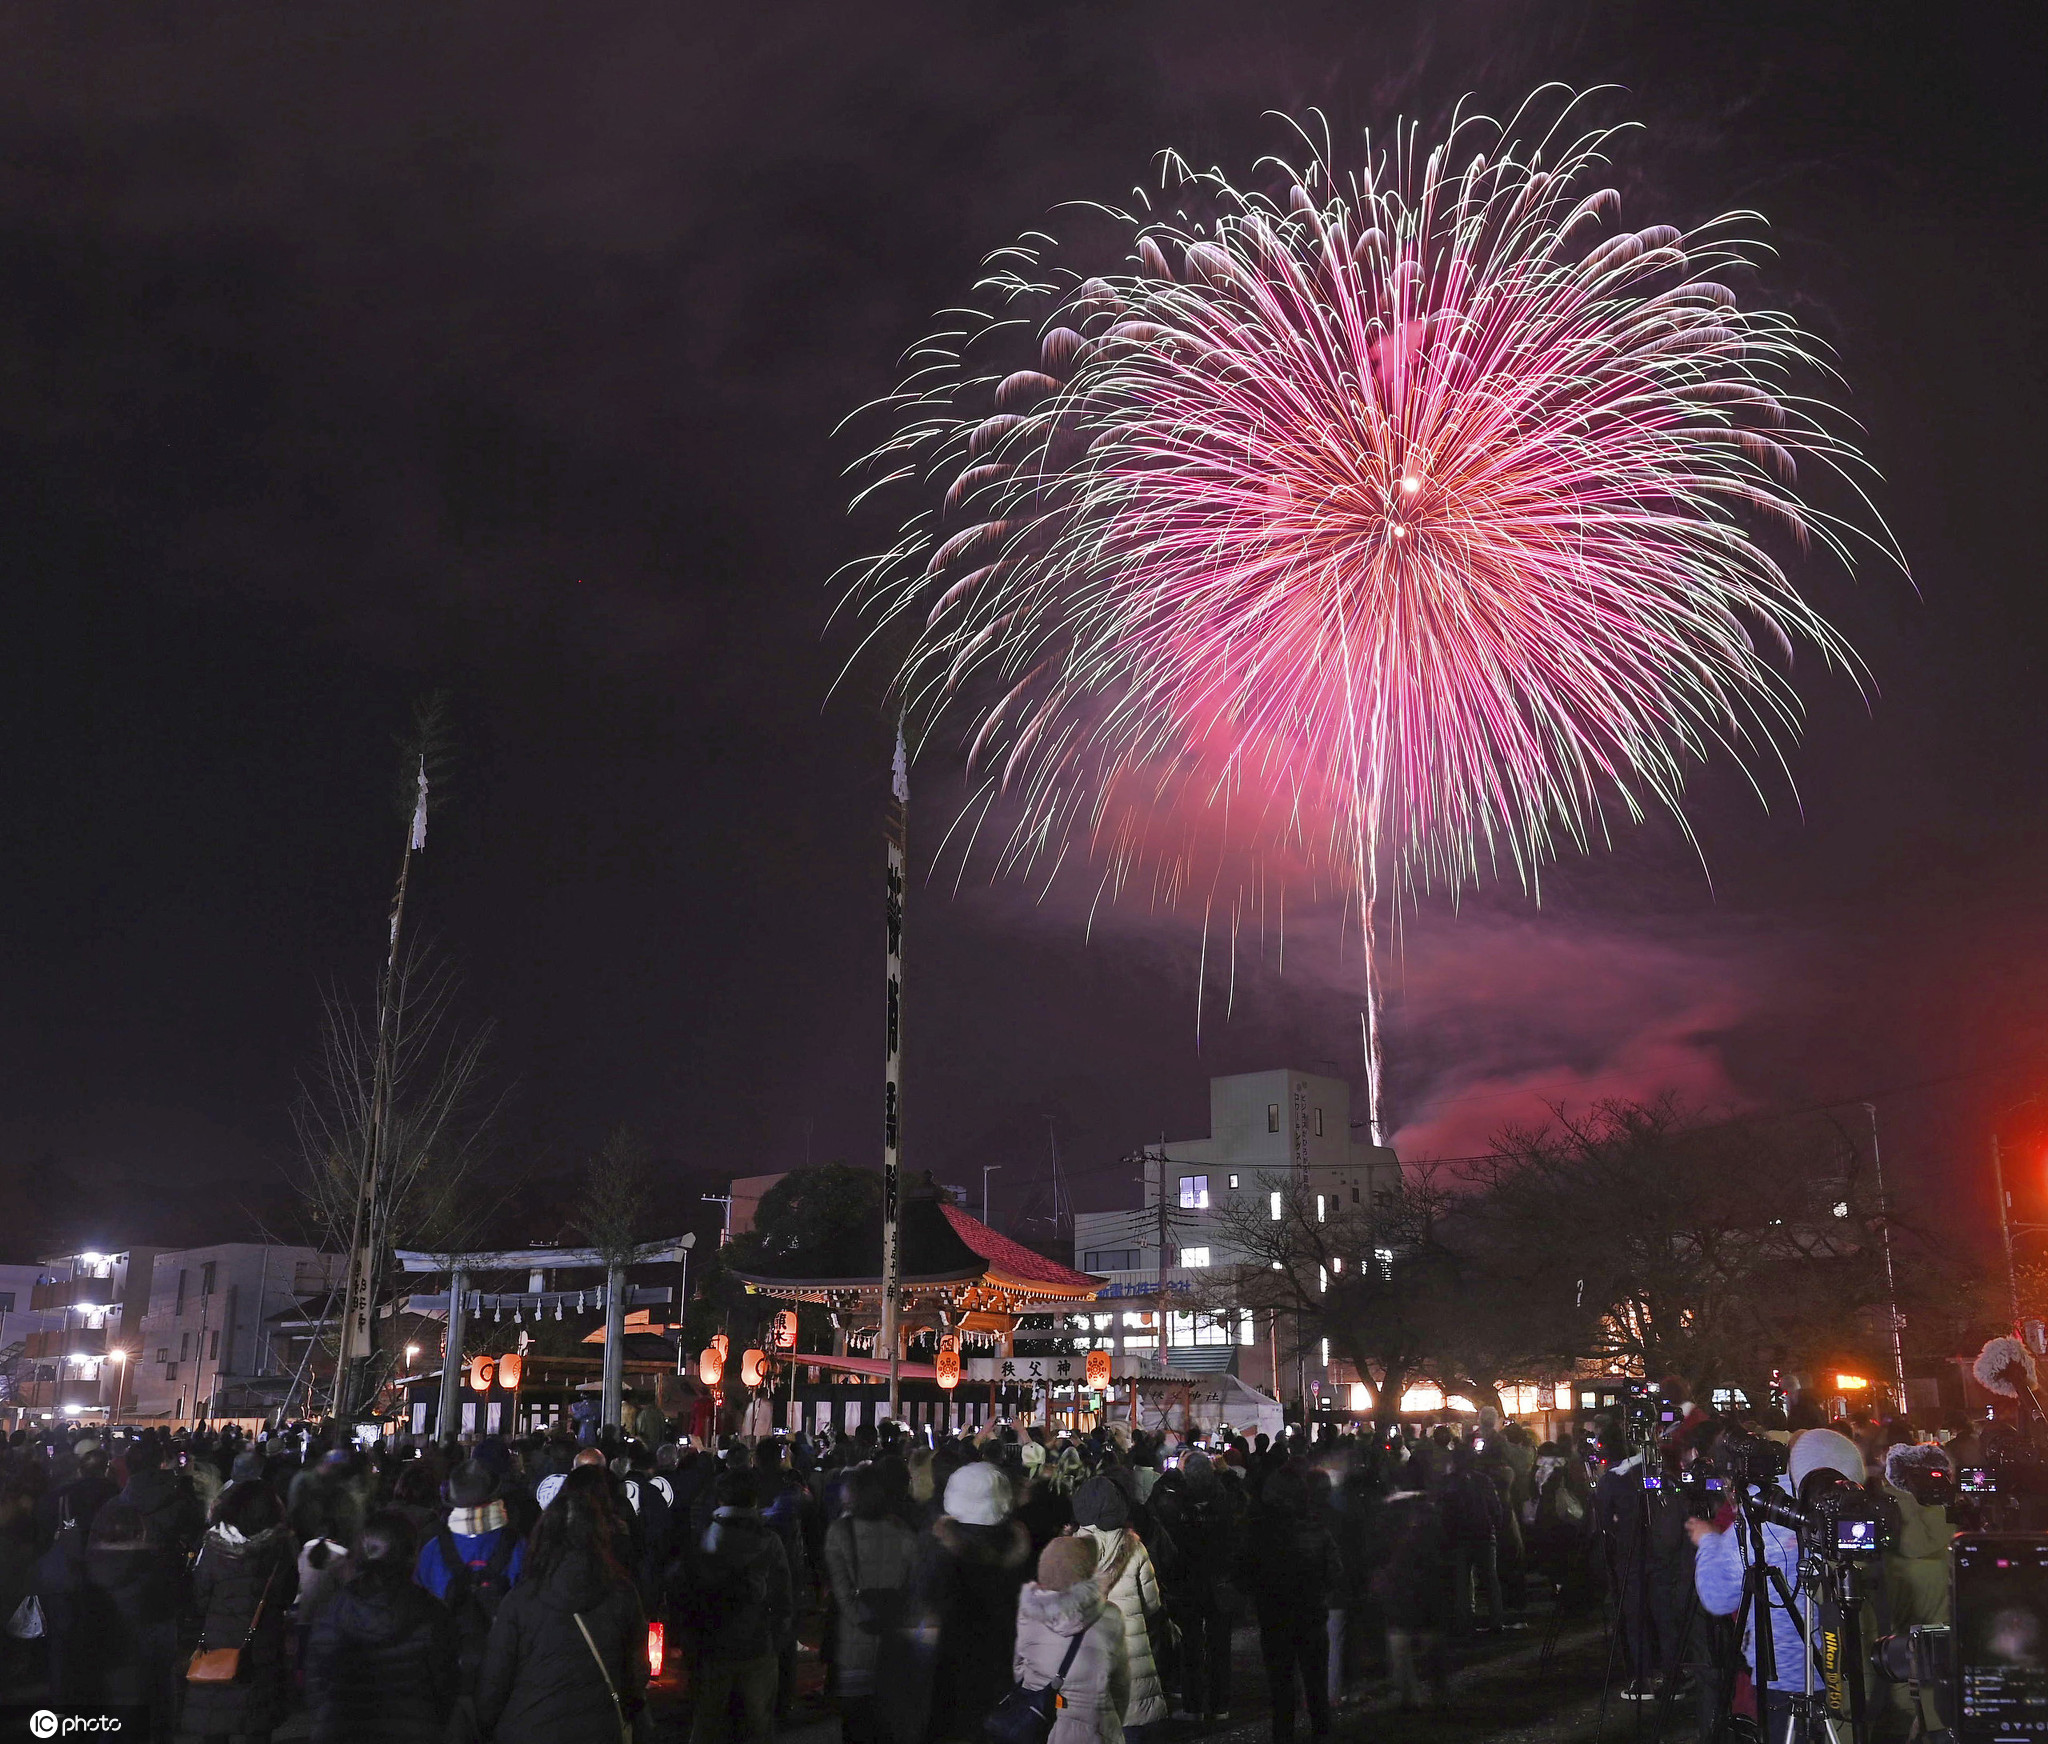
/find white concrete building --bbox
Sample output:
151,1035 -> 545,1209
132,1243 -> 341,1421
1070,1068 -> 1402,1400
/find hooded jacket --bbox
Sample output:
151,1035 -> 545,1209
476,1551 -> 647,1744
892,1515 -> 1035,1744
304,1570 -> 460,1744
1012,1578 -> 1128,1744
182,1523 -> 298,1738
1072,1525 -> 1164,1728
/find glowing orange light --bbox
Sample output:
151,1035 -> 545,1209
466,1355 -> 495,1393
496,1352 -> 523,1391
647,1621 -> 666,1679
698,1346 -> 723,1387
935,1347 -> 961,1390
770,1311 -> 798,1351
1834,1373 -> 1870,1391
1085,1349 -> 1112,1389
740,1348 -> 769,1388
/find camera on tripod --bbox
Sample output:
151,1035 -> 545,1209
1746,1473 -> 1891,1560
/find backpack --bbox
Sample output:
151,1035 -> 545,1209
439,1527 -> 519,1685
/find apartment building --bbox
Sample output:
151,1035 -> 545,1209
132,1243 -> 341,1421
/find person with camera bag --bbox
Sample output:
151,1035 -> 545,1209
1005,1535 -> 1128,1744
1689,1428 -> 1866,1744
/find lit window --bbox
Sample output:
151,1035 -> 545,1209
1092,1314 -> 1111,1331
1122,1334 -> 1158,1350
1122,1311 -> 1154,1329
1321,1338 -> 1330,1366
1316,1194 -> 1326,1222
1331,1256 -> 1342,1273
1349,1381 -> 1371,1411
1178,1175 -> 1209,1209
1239,1311 -> 1255,1346
1318,1265 -> 1328,1293
1269,1191 -> 1282,1221
1228,1173 -> 1239,1189
1181,1247 -> 1211,1269
1400,1383 -> 1445,1413
1314,1108 -> 1324,1137
1266,1103 -> 1281,1133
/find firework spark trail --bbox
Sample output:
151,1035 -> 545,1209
840,93 -> 1895,1140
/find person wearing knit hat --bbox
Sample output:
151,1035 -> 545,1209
1881,1440 -> 1955,1734
1069,1476 -> 1166,1736
1691,1423 -> 1866,1719
1013,1535 -> 1128,1744
884,1459 -> 1033,1744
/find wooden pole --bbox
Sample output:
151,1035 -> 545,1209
882,724 -> 908,1421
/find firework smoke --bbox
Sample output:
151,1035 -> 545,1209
842,92 -> 1892,1137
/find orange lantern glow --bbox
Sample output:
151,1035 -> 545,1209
466,1354 -> 495,1393
1834,1373 -> 1870,1392
711,1333 -> 730,1359
770,1310 -> 798,1351
646,1621 -> 666,1680
698,1346 -> 723,1387
496,1352 -> 523,1391
740,1348 -> 769,1388
1085,1349 -> 1112,1389
935,1347 -> 961,1390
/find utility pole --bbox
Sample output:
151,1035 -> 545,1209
982,1164 -> 1002,1228
882,722 -> 908,1422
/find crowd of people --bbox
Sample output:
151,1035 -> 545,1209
0,1388 -> 1962,1744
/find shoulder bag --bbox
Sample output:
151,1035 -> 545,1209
187,1548 -> 281,1683
983,1618 -> 1089,1744
572,1610 -> 634,1744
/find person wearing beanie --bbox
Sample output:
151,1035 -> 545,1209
887,1457 -> 1032,1744
1070,1477 -> 1168,1740
1881,1439 -> 1954,1734
1011,1535 -> 1129,1744
416,1459 -> 526,1605
1691,1425 -> 1866,1728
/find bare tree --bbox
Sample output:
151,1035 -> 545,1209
573,1127 -> 655,1266
292,942 -> 503,1406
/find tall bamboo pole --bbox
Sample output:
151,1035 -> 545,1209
882,725 -> 908,1422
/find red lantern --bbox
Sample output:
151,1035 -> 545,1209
1085,1349 -> 1111,1389
740,1348 -> 769,1388
467,1354 -> 495,1393
496,1352 -> 523,1391
646,1621 -> 666,1680
698,1346 -> 723,1387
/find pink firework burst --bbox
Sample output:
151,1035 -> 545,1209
841,94 -> 1895,1135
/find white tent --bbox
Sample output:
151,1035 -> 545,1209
1136,1373 -> 1284,1441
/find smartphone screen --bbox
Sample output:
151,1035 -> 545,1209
1955,1534 -> 2048,1743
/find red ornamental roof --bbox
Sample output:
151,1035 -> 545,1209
938,1202 -> 1102,1295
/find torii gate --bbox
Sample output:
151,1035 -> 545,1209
397,1237 -> 694,1435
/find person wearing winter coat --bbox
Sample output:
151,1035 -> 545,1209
39,1501 -> 185,1742
890,1459 -> 1035,1744
1012,1535 -> 1129,1744
1692,1428 -> 1867,1742
684,1469 -> 793,1744
477,1471 -> 647,1744
1370,1485 -> 1449,1709
181,1480 -> 299,1744
1232,1471 -> 1342,1744
1069,1476 -> 1166,1742
1882,1441 -> 1955,1734
304,1510 -> 458,1744
115,1439 -> 206,1558
823,1464 -> 918,1742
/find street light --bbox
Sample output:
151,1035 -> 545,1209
405,1343 -> 421,1369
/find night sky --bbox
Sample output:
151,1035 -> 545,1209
4,2 -> 2046,1262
